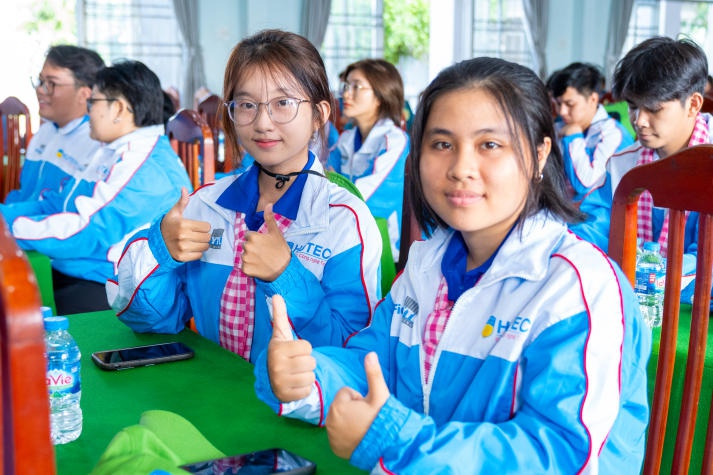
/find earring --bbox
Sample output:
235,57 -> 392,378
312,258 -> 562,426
113,117 -> 120,124
534,173 -> 544,183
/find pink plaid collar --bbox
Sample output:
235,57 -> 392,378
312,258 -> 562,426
219,211 -> 291,360
423,276 -> 453,383
636,113 -> 708,256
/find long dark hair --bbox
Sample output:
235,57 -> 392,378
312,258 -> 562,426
409,57 -> 584,235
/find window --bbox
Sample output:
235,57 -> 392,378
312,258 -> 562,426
623,1 -> 713,64
77,0 -> 183,93
471,0 -> 535,71
321,0 -> 384,89
622,0 -> 660,54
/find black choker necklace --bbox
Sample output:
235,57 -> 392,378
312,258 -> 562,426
257,164 -> 323,189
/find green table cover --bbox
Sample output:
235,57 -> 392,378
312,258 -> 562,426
646,304 -> 712,473
54,310 -> 364,475
54,305 -> 713,474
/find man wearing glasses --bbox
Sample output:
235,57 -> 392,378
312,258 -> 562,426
4,45 -> 104,204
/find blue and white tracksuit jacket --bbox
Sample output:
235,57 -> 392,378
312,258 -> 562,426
255,212 -> 651,474
0,125 -> 191,283
557,105 -> 634,251
108,157 -> 382,362
327,118 -> 409,258
4,115 -> 102,204
608,112 -> 713,307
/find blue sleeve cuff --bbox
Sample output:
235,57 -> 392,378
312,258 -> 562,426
252,347 -> 283,414
350,395 -> 409,471
147,215 -> 183,270
259,255 -> 309,296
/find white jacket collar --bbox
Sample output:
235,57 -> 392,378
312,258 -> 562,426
409,211 -> 567,285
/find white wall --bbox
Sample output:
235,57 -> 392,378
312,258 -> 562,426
199,0 -> 244,96
198,0 -> 303,96
545,0 -> 612,79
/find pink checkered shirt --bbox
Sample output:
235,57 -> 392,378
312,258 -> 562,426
219,212 -> 291,360
423,276 -> 453,383
636,113 -> 707,257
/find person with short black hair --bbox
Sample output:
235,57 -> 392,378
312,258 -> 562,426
5,45 -> 105,204
608,36 -> 712,304
547,62 -> 633,251
0,60 -> 192,314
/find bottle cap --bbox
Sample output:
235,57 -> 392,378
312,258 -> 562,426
643,241 -> 661,252
40,306 -> 53,319
44,316 -> 69,331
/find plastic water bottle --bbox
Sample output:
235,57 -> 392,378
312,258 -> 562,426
634,241 -> 666,328
44,316 -> 82,444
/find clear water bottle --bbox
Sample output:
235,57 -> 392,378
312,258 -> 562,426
44,316 -> 82,444
634,241 -> 666,328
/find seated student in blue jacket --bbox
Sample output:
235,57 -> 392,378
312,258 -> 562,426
327,59 -> 409,259
608,36 -> 713,307
0,60 -> 191,315
5,45 -> 105,204
255,57 -> 652,474
108,30 -> 381,362
547,62 -> 633,251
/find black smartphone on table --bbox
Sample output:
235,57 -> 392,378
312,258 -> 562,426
91,342 -> 194,370
179,448 -> 317,475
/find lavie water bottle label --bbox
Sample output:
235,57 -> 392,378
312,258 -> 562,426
47,365 -> 80,396
635,270 -> 665,293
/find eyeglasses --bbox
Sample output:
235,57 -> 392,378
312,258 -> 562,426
86,97 -> 117,112
31,76 -> 76,95
224,97 -> 311,126
340,82 -> 372,97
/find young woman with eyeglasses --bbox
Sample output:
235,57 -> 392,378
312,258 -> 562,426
327,59 -> 410,259
109,30 -> 382,362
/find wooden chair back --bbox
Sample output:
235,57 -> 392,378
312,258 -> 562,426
197,94 -> 238,174
0,220 -> 55,473
166,109 -> 215,190
608,144 -> 713,475
396,155 -> 421,273
0,97 -> 33,201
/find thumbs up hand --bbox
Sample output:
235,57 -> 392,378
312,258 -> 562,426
326,352 -> 390,459
160,187 -> 211,262
267,295 -> 316,402
242,203 -> 291,281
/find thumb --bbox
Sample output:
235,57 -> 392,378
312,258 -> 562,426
171,187 -> 190,216
263,203 -> 281,234
271,294 -> 294,341
364,352 -> 389,404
